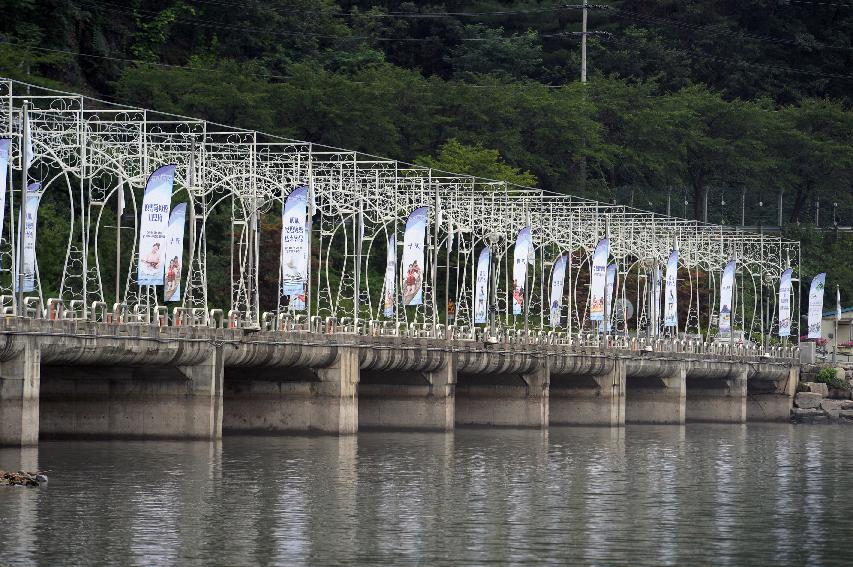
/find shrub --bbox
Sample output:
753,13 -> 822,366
816,367 -> 849,390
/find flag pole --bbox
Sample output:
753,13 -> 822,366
833,284 -> 840,364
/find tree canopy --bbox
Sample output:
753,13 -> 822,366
1,0 -> 851,302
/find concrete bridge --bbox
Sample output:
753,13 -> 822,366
0,317 -> 800,446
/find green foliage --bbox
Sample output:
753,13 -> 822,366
1,0 -> 852,305
816,367 -> 848,391
415,138 -> 538,187
448,25 -> 543,81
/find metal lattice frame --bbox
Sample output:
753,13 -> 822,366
0,78 -> 801,343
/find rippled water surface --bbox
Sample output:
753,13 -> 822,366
1,425 -> 851,566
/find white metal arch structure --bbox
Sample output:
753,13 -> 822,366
0,77 -> 801,344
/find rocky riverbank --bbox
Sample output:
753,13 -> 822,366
792,381 -> 853,424
1,470 -> 48,487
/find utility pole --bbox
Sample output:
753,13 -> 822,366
815,197 -> 820,226
702,188 -> 708,223
666,187 -> 671,217
581,0 -> 588,83
777,190 -> 783,227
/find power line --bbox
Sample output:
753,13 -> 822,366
187,0 -> 593,18
80,0 -> 592,43
602,5 -> 853,51
605,34 -> 853,80
0,39 -> 581,89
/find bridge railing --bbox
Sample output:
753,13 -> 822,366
13,301 -> 800,360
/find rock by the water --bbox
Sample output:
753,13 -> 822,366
795,392 -> 823,409
820,399 -> 845,412
792,408 -> 825,421
804,382 -> 829,397
1,470 -> 47,487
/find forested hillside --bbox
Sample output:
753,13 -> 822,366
2,0 -> 852,302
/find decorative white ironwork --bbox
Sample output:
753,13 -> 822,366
0,77 -> 801,345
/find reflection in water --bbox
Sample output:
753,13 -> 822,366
1,425 -> 852,566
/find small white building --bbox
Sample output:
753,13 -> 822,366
821,306 -> 853,361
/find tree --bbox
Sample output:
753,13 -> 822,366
769,99 -> 853,223
415,138 -> 538,187
447,24 -> 543,81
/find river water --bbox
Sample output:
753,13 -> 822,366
0,424 -> 851,566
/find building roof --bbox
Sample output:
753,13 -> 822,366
823,306 -> 853,318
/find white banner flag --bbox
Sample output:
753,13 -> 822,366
16,182 -> 42,292
590,238 -> 609,321
281,186 -> 309,302
778,268 -> 792,337
402,207 -> 427,306
137,165 -> 175,286
664,249 -> 678,327
163,203 -> 186,302
475,247 -> 490,324
512,227 -> 532,315
549,254 -> 567,328
837,286 -> 842,322
383,234 -> 396,317
807,273 -> 826,339
719,260 -> 736,333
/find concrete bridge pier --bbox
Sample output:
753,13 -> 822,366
455,351 -> 549,428
625,363 -> 686,425
747,365 -> 799,422
223,343 -> 359,435
549,356 -> 625,427
686,366 -> 748,423
38,340 -> 224,440
358,351 -> 456,431
0,336 -> 40,447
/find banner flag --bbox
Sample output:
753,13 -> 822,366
163,203 -> 186,302
549,254 -> 567,328
807,273 -> 826,339
0,139 -> 9,249
23,110 -> 34,169
837,286 -> 842,322
778,268 -> 792,337
664,250 -> 678,327
15,182 -> 42,292
137,165 -> 176,286
383,234 -> 396,317
719,260 -> 736,333
600,263 -> 616,331
402,207 -> 427,306
590,238 -> 609,321
512,226 -> 532,315
474,247 -> 490,324
281,186 -> 309,302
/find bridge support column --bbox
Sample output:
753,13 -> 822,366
550,359 -> 625,426
455,360 -> 549,428
747,366 -> 799,422
39,345 -> 224,440
0,338 -> 40,446
359,354 -> 456,431
626,367 -> 686,425
223,346 -> 359,435
686,369 -> 747,423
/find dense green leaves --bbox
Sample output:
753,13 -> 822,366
1,0 -> 852,302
